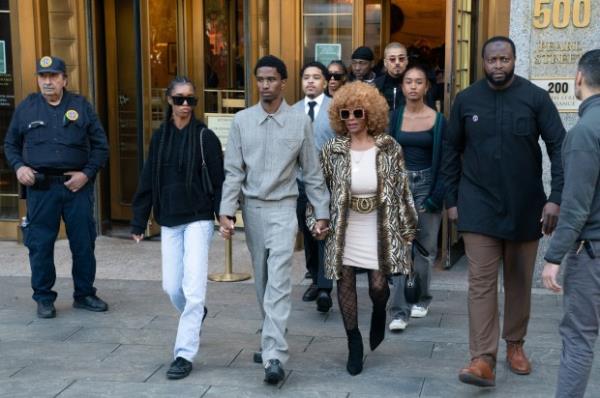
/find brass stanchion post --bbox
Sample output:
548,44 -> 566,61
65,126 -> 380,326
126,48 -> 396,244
209,238 -> 251,282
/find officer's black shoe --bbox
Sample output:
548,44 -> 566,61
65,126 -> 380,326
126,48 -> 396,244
253,351 -> 262,364
302,284 -> 319,302
264,359 -> 285,384
37,300 -> 56,319
73,295 -> 108,312
166,357 -> 193,380
316,290 -> 333,313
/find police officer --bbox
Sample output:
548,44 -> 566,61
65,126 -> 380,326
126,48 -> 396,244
4,56 -> 109,318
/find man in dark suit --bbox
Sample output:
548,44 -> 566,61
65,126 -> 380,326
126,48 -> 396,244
293,61 -> 336,312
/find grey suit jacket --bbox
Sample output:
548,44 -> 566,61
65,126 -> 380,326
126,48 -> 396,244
292,95 -> 336,152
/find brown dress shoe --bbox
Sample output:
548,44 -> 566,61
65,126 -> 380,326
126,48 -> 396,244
506,341 -> 531,375
458,357 -> 496,387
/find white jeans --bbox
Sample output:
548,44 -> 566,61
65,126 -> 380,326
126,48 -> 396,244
161,220 -> 214,361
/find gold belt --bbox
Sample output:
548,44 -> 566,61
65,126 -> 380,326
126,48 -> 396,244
350,196 -> 378,213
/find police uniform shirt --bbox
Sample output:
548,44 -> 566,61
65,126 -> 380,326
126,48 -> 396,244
4,90 -> 109,179
442,75 -> 565,241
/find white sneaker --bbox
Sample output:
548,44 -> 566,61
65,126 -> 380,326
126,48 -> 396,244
411,305 -> 429,318
389,318 -> 408,331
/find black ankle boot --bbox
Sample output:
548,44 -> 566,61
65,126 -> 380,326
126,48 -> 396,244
369,307 -> 386,351
346,328 -> 363,375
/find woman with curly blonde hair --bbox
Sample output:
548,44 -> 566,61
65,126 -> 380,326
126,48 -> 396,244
310,81 -> 417,375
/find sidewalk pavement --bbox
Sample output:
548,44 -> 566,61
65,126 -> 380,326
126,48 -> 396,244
0,234 -> 598,397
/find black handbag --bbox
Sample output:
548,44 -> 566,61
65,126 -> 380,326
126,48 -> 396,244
199,128 -> 214,196
404,239 -> 429,304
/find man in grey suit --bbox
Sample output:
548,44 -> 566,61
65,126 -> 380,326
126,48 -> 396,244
293,61 -> 336,312
219,55 -> 330,384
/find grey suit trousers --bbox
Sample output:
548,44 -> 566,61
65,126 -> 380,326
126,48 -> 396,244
242,200 -> 298,366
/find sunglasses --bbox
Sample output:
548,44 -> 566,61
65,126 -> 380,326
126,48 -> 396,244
339,108 -> 365,120
328,73 -> 345,81
171,96 -> 198,106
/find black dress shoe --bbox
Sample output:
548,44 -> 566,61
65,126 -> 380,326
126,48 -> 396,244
37,300 -> 56,319
316,290 -> 332,313
253,351 -> 262,364
73,295 -> 108,312
264,359 -> 285,384
304,271 -> 312,279
166,357 -> 193,380
302,284 -> 319,302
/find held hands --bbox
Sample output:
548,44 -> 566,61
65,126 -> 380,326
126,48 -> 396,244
219,215 -> 235,239
447,207 -> 458,223
16,166 -> 36,186
541,202 -> 560,235
541,262 -> 562,293
64,171 -> 89,192
131,234 -> 144,243
312,219 -> 330,240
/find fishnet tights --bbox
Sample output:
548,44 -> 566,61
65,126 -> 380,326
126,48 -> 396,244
336,266 -> 390,331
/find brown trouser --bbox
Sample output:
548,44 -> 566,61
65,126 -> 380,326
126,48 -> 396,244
462,233 -> 539,361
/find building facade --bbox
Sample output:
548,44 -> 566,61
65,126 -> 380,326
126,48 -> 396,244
1,0 -> 515,241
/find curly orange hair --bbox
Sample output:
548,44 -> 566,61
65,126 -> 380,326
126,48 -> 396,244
328,81 -> 389,136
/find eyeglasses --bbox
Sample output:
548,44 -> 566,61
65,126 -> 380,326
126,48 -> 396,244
171,96 -> 198,106
386,55 -> 408,63
339,108 -> 365,120
328,73 -> 345,81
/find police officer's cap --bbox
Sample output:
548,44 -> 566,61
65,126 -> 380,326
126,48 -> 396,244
36,56 -> 67,75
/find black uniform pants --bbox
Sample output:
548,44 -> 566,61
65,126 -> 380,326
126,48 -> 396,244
22,181 -> 97,302
296,180 -> 332,292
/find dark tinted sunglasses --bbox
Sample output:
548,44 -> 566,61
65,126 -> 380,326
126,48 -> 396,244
171,96 -> 198,106
328,73 -> 345,81
339,108 -> 365,120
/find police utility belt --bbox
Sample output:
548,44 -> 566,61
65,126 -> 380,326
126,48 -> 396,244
31,172 -> 73,190
350,196 -> 378,213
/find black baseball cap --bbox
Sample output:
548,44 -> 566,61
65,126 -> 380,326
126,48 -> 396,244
36,56 -> 67,74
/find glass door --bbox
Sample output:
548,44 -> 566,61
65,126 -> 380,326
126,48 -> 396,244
202,0 -> 245,149
104,0 -> 179,225
0,0 -> 20,239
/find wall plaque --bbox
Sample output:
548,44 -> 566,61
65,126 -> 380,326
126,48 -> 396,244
530,0 -> 599,113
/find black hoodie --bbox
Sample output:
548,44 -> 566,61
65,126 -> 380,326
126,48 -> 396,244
131,119 -> 224,235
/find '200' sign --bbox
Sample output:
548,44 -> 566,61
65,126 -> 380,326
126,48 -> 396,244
533,0 -> 591,29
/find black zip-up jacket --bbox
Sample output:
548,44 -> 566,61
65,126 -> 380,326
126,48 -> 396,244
442,76 -> 565,241
130,120 -> 224,235
545,94 -> 600,263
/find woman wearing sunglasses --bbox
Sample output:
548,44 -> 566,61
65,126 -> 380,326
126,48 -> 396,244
326,60 -> 347,97
387,64 -> 447,331
309,81 -> 417,375
130,76 -> 224,380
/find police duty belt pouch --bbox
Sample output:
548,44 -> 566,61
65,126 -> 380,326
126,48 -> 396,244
404,239 -> 429,304
199,128 -> 214,196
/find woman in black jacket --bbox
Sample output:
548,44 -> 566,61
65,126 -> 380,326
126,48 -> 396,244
131,76 -> 224,380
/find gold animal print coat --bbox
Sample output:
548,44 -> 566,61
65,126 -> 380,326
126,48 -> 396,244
308,134 -> 418,280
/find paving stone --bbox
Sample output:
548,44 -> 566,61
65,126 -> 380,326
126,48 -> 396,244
66,326 -> 174,346
0,341 -> 119,369
204,385 -> 349,398
285,368 -> 423,396
0,323 -> 82,342
0,379 -> 73,398
56,380 -> 208,398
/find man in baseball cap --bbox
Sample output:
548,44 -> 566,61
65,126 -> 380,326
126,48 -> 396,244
36,55 -> 67,75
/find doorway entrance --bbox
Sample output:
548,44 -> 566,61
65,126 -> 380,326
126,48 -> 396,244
101,0 -> 247,236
